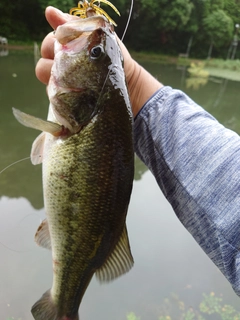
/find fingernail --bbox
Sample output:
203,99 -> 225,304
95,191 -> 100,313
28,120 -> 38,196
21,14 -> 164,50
54,7 -> 66,16
47,6 -> 66,17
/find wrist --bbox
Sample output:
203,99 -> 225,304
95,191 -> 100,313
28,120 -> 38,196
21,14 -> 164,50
126,60 -> 163,117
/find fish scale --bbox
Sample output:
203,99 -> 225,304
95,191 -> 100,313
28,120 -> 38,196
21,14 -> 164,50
45,116 -> 132,314
13,15 -> 134,320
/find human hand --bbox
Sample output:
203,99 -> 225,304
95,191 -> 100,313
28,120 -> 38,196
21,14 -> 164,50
35,7 -> 77,85
35,6 -> 135,85
35,6 -> 162,117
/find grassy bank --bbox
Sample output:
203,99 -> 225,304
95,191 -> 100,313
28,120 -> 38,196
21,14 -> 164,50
205,58 -> 240,72
3,44 -> 240,80
131,51 -> 240,70
130,51 -> 180,64
1,39 -> 40,52
131,51 -> 240,81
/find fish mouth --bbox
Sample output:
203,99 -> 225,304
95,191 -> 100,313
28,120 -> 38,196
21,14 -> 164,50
55,16 -> 108,46
52,109 -> 82,135
49,16 -> 109,135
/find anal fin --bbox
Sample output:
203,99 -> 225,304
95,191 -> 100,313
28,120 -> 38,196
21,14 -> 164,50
35,219 -> 51,250
95,224 -> 134,282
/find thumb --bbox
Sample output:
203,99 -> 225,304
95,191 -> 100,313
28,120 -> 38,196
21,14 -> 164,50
45,6 -> 79,30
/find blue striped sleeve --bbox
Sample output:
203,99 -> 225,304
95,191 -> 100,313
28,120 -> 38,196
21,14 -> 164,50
134,86 -> 240,296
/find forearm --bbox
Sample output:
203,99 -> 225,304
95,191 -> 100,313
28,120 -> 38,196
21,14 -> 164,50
134,86 -> 240,296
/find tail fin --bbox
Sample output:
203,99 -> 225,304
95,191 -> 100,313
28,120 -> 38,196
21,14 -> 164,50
31,289 -> 79,320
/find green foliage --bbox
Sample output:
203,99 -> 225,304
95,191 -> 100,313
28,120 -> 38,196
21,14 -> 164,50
203,9 -> 234,47
0,0 -> 49,40
127,312 -> 141,320
199,292 -> 222,314
184,0 -> 208,34
38,0 -> 75,13
0,0 -> 239,58
140,0 -> 194,31
205,0 -> 225,13
199,292 -> 240,320
205,58 -> 240,71
224,0 -> 240,24
4,293 -> 240,320
127,292 -> 240,320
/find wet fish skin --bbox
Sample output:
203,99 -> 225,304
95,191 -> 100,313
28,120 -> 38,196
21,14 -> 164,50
48,18 -> 127,133
38,102 -> 133,317
13,16 -> 134,320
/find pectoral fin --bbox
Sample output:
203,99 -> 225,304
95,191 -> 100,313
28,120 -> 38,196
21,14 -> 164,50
95,224 -> 134,282
35,219 -> 51,250
31,132 -> 46,165
12,108 -> 62,135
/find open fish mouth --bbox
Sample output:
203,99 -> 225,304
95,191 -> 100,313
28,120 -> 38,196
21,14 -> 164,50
54,16 -> 110,45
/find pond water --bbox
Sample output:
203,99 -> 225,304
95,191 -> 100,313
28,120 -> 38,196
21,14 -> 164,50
0,49 -> 240,320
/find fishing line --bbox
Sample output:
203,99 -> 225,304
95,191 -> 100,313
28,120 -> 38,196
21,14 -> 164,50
121,0 -> 134,41
0,240 -> 36,253
0,213 -> 43,253
0,156 -> 30,176
0,156 -> 38,253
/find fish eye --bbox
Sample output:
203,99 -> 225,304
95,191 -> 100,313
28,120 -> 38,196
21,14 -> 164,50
90,45 -> 104,60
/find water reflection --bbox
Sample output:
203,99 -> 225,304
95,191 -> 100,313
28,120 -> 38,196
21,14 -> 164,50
0,47 -> 9,57
1,173 -> 240,319
212,78 -> 229,108
1,52 -> 240,319
34,42 -> 40,66
0,196 -> 48,320
185,62 -> 209,90
134,156 -> 148,180
186,62 -> 209,90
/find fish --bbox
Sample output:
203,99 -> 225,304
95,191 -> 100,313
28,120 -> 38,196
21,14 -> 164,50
13,15 -> 134,320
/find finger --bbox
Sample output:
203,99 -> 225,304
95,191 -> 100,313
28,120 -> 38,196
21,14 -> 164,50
40,31 -> 55,60
41,7 -> 80,60
35,58 -> 53,85
45,6 -> 79,30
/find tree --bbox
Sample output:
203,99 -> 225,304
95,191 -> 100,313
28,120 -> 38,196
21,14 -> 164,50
123,0 -> 194,51
139,0 -> 193,31
203,9 -> 234,48
0,0 -> 238,57
0,0 -> 47,40
224,0 -> 240,25
38,0 -> 75,13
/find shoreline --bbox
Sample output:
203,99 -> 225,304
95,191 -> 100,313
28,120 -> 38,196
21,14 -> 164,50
0,44 -> 33,50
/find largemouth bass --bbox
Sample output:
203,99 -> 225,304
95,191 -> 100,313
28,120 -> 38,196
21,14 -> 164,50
13,15 -> 134,320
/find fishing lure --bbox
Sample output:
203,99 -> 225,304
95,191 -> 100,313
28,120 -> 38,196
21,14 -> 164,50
70,0 -> 120,26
